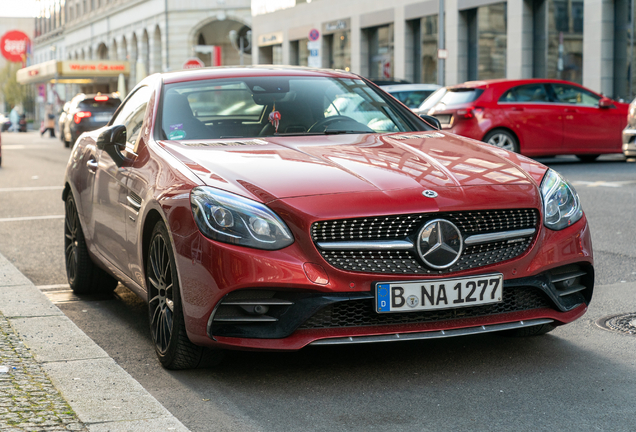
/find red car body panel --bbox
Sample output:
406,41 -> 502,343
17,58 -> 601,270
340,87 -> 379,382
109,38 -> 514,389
64,69 -> 594,353
429,78 -> 628,157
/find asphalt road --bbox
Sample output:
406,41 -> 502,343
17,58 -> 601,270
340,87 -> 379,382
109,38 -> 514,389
1,131 -> 635,432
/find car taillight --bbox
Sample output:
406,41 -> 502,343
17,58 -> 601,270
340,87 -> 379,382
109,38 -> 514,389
74,111 -> 92,123
94,95 -> 109,101
456,106 -> 484,119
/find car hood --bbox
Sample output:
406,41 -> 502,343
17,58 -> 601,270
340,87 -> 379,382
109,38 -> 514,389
159,132 -> 547,202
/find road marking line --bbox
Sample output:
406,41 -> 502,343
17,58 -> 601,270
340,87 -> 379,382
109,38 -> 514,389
36,284 -> 71,291
572,180 -> 636,188
0,215 -> 64,222
0,186 -> 64,192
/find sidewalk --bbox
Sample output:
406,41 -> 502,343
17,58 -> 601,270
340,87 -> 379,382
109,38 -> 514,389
0,253 -> 189,432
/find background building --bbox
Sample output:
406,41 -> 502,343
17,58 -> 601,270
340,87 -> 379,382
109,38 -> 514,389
27,0 -> 252,119
252,0 -> 636,101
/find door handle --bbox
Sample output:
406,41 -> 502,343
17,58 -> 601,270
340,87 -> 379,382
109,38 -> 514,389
86,159 -> 98,173
512,107 -> 525,111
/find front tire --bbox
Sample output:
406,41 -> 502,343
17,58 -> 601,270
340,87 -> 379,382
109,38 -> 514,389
484,129 -> 520,153
64,194 -> 118,294
576,154 -> 599,162
147,222 -> 223,370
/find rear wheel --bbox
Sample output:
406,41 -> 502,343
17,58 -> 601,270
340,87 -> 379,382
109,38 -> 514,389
147,222 -> 223,370
576,154 -> 599,162
64,194 -> 118,294
484,129 -> 520,153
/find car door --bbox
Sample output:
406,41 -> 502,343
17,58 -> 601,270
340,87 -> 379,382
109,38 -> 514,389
108,86 -> 154,283
498,83 -> 563,156
91,87 -> 151,278
548,83 -> 618,153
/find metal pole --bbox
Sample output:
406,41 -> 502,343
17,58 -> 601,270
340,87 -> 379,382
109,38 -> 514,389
438,0 -> 445,86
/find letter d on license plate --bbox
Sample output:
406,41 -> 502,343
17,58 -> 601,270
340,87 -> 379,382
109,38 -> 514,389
376,273 -> 503,313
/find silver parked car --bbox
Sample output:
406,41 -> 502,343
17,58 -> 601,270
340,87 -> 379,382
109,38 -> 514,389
622,98 -> 636,158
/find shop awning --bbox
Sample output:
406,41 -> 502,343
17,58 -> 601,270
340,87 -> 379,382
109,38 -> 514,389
17,60 -> 130,85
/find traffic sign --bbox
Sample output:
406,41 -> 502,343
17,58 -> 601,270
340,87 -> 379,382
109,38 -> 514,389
308,29 -> 320,42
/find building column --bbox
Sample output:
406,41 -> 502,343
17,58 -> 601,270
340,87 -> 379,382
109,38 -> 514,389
507,0 -> 532,79
148,25 -> 163,74
394,6 -> 406,80
583,0 -> 614,94
445,0 -> 460,85
351,15 -> 362,75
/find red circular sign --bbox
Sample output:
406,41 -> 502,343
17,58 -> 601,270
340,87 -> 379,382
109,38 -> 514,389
1,30 -> 30,63
182,57 -> 205,69
309,29 -> 320,42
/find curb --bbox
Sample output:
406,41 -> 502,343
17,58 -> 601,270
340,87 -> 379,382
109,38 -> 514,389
0,252 -> 190,431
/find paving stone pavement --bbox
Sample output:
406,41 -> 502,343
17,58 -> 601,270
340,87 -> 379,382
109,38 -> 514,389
0,313 -> 88,432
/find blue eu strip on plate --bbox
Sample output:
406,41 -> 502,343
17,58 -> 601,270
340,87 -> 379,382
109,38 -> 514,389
377,284 -> 390,312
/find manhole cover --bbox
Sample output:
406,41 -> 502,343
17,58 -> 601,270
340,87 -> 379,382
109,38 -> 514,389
596,313 -> 636,335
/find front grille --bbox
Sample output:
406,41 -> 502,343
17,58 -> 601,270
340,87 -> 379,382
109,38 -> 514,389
311,209 -> 537,242
300,286 -> 551,329
312,209 -> 538,274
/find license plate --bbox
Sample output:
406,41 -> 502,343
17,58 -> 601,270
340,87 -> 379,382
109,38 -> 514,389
376,274 -> 503,313
434,114 -> 452,125
93,113 -> 111,122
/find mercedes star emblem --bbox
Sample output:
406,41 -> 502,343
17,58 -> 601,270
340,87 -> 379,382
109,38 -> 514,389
422,190 -> 438,198
417,219 -> 463,269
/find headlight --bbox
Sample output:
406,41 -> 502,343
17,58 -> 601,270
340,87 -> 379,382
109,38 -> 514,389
540,169 -> 583,230
190,186 -> 294,250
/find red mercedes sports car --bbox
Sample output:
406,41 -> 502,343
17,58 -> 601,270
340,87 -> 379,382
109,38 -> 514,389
64,67 -> 593,369
427,79 -> 628,161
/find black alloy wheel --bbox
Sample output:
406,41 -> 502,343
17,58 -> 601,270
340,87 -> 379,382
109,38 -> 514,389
64,194 -> 118,294
147,222 -> 223,370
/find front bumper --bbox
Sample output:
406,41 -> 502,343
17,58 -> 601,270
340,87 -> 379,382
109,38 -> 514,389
175,209 -> 593,351
622,128 -> 636,157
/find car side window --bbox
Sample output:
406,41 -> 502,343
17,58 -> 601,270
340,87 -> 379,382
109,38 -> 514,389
551,84 -> 601,107
499,84 -> 549,103
111,86 -> 152,148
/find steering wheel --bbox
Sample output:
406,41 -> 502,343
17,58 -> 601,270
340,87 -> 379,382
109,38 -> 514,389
308,115 -> 354,132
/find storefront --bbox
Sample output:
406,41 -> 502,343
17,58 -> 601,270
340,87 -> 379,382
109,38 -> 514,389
17,59 -> 129,123
258,32 -> 284,65
322,19 -> 351,71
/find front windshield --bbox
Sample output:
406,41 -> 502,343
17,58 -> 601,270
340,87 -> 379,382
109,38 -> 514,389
160,76 -> 414,140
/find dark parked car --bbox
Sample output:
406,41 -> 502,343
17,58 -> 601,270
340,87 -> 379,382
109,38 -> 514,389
427,79 -> 628,161
62,93 -> 121,147
64,67 -> 593,369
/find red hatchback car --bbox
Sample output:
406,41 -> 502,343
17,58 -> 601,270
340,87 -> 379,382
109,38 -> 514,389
427,79 -> 628,161
64,68 -> 593,369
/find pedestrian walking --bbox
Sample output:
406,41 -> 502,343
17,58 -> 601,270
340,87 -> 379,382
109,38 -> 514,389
41,104 -> 56,138
9,106 -> 20,132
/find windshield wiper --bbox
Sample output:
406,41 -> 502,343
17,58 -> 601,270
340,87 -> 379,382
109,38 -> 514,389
273,130 -> 367,137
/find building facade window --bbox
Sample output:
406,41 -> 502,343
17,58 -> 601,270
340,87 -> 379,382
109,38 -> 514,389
325,30 -> 351,70
366,24 -> 394,80
421,15 -> 438,83
477,2 -> 507,80
290,38 -> 309,66
546,0 -> 583,84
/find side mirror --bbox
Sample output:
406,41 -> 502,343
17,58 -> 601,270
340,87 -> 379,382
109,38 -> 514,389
96,125 -> 127,167
420,114 -> 442,131
599,97 -> 615,109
